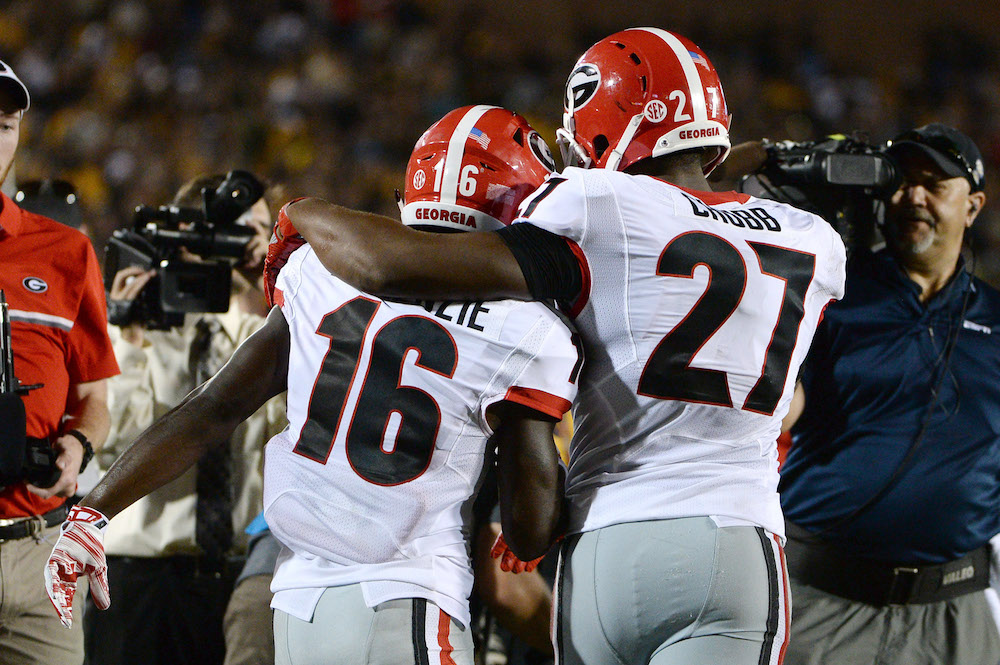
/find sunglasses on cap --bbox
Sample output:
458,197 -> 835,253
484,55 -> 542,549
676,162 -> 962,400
892,129 -> 983,192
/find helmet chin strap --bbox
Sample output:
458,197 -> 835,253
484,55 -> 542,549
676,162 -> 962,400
557,109 -> 596,169
556,126 -> 592,169
603,112 -> 645,171
557,111 -> 648,171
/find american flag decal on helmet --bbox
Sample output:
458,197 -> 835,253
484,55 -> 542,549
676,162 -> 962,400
469,127 -> 491,149
688,50 -> 708,67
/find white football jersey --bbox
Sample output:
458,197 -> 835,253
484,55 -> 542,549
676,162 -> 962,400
515,167 -> 846,538
264,246 -> 579,627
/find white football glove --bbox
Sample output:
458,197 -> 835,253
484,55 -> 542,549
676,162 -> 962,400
44,505 -> 111,628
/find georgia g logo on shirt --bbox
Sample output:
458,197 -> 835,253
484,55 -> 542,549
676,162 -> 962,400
23,276 -> 48,293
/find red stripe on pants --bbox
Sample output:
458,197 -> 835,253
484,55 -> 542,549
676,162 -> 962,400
436,609 -> 457,665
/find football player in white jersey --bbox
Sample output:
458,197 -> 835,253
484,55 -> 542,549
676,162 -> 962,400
44,106 -> 580,665
280,28 -> 847,665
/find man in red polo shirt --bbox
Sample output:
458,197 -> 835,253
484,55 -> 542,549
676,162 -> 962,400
0,58 -> 119,665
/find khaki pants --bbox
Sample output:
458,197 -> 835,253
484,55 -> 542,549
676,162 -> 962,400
0,523 -> 86,665
785,578 -> 1000,665
224,575 -> 274,665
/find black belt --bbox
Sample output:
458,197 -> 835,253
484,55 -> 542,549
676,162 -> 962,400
106,554 -> 243,580
0,504 -> 68,542
784,521 -> 990,606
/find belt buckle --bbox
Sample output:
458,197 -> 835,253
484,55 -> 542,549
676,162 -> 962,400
26,514 -> 46,540
887,566 -> 919,605
0,514 -> 44,544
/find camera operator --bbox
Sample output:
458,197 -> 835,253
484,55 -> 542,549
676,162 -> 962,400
0,60 -> 118,665
760,124 -> 999,664
85,173 -> 287,665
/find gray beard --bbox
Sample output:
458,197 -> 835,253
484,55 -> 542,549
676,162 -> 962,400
887,217 -> 936,256
897,231 -> 935,255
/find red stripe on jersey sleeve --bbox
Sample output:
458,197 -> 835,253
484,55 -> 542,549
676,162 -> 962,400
504,386 -> 572,420
564,237 -> 591,319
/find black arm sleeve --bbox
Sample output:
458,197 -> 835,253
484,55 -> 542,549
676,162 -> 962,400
494,223 -> 583,303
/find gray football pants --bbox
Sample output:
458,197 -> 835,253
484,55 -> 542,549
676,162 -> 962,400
783,579 -> 1000,665
555,516 -> 789,665
274,584 -> 473,665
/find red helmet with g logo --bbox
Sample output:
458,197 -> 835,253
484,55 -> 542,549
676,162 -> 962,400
556,28 -> 731,174
401,105 -> 556,232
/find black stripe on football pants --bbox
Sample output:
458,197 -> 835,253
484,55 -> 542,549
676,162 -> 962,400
554,538 -> 568,665
412,598 -> 430,665
755,527 -> 780,665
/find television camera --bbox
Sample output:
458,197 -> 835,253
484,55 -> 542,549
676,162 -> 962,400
104,170 -> 265,329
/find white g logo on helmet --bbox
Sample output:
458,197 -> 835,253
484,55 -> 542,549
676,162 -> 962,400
565,64 -> 601,112
528,131 -> 556,172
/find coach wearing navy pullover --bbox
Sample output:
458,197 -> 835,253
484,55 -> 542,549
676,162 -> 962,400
779,124 -> 998,665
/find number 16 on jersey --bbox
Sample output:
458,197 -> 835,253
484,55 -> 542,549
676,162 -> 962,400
293,296 -> 458,486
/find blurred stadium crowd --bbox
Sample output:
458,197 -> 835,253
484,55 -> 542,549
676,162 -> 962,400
2,0 -> 1000,280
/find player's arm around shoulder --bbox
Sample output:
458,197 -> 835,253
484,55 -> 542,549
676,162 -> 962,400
284,197 -> 529,301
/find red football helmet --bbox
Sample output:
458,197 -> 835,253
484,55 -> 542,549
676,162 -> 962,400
556,27 -> 731,174
400,105 -> 556,232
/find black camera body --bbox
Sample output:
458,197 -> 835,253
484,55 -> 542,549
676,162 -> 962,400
0,395 -> 60,490
741,135 -> 901,252
0,292 -> 60,490
104,170 -> 264,329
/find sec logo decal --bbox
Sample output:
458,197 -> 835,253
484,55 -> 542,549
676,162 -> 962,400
644,100 -> 668,123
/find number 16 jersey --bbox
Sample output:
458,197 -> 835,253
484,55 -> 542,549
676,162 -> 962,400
264,246 -> 579,627
514,167 -> 846,539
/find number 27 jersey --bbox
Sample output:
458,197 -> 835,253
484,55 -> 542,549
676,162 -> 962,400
264,246 -> 579,627
516,167 -> 846,538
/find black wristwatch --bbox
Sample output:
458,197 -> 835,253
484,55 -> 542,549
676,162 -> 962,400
65,429 -> 95,473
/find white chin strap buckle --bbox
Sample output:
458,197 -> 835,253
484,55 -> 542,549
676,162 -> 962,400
556,127 -> 592,169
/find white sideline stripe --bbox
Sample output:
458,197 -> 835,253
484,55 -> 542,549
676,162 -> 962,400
10,309 -> 74,331
441,105 -> 497,205
641,27 -> 708,123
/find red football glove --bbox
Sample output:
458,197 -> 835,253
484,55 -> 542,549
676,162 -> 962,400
45,505 -> 111,628
490,532 -> 545,574
264,198 -> 307,308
